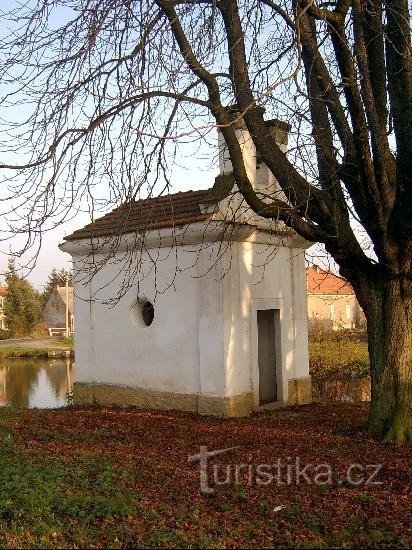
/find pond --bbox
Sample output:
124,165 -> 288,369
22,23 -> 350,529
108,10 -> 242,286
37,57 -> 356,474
0,358 -> 370,409
0,358 -> 75,408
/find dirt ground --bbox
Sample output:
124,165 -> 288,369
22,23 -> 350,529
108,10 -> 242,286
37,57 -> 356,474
0,402 -> 410,548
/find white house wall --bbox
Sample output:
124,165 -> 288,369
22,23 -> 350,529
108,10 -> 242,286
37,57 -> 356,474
72,242 -> 226,397
67,226 -> 311,415
222,242 -> 309,405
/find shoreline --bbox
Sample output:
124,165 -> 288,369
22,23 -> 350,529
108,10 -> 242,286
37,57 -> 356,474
0,348 -> 74,359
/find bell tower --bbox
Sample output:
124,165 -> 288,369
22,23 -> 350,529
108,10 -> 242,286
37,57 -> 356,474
216,109 -> 291,223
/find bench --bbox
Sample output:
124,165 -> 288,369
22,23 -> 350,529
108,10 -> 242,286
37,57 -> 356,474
48,327 -> 67,336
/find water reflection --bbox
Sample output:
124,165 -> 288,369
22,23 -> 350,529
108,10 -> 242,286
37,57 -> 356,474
0,358 -> 74,408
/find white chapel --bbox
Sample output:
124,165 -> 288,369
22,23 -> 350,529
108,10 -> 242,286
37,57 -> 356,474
60,115 -> 312,416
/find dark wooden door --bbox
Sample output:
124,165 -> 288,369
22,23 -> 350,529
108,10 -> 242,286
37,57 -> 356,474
257,309 -> 277,405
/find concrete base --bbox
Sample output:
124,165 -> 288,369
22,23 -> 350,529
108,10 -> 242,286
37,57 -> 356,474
74,378 -> 312,416
197,392 -> 254,417
287,376 -> 312,404
73,382 -> 254,417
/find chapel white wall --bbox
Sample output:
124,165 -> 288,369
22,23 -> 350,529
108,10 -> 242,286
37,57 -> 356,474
221,241 -> 309,403
71,243 -> 226,397
65,107 -> 311,411
71,235 -> 309,404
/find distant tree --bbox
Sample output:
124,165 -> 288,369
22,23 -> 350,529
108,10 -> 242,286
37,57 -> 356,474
41,268 -> 73,308
4,259 -> 41,337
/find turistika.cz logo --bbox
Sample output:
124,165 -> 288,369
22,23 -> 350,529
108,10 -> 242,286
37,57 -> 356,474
188,446 -> 383,495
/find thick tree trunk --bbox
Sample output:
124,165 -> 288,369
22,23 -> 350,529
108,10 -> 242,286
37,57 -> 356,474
361,278 -> 412,442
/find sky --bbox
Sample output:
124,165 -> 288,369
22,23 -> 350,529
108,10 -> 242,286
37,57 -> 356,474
0,1 -> 330,291
0,160 -> 216,291
0,1 -> 224,291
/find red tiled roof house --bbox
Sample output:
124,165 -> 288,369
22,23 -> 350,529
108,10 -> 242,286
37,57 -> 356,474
306,266 -> 364,329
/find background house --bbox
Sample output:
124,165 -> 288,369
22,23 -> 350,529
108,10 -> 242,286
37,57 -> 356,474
0,285 -> 6,331
306,266 -> 364,329
61,115 -> 312,416
42,286 -> 74,335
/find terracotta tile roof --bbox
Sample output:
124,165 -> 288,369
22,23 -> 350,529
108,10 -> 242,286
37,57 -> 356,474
0,285 -> 6,296
65,189 -> 214,241
306,267 -> 354,295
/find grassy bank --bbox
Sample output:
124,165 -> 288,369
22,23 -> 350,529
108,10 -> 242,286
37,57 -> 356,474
309,337 -> 370,402
0,404 -> 410,548
0,337 -> 74,359
0,348 -> 73,359
309,340 -> 369,365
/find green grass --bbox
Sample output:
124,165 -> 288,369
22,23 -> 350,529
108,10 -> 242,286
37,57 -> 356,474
58,335 -> 74,346
0,416 -> 137,548
309,340 -> 370,402
309,341 -> 369,365
0,347 -> 73,359
309,339 -> 369,379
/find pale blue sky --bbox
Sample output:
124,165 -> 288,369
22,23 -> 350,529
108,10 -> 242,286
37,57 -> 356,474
0,1 -> 221,290
0,155 -> 216,290
0,1 -> 347,290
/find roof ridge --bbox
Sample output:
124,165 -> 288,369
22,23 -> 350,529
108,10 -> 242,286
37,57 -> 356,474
128,188 -> 211,205
306,266 -> 347,280
306,267 -> 353,295
64,187 -> 216,241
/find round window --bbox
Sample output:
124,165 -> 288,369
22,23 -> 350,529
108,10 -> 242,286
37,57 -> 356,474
141,301 -> 154,326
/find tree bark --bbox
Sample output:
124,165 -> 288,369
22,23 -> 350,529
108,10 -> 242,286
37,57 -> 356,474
361,277 -> 412,442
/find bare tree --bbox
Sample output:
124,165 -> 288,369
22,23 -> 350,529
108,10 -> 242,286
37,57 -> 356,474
0,0 -> 410,441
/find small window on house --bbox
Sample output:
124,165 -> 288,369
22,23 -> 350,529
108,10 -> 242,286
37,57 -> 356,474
141,301 -> 154,326
346,304 -> 351,320
330,304 -> 335,321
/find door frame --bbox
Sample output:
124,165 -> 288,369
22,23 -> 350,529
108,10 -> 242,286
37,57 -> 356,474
250,298 -> 284,408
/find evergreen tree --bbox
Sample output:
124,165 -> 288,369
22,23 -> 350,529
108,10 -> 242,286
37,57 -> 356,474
4,259 -> 41,337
